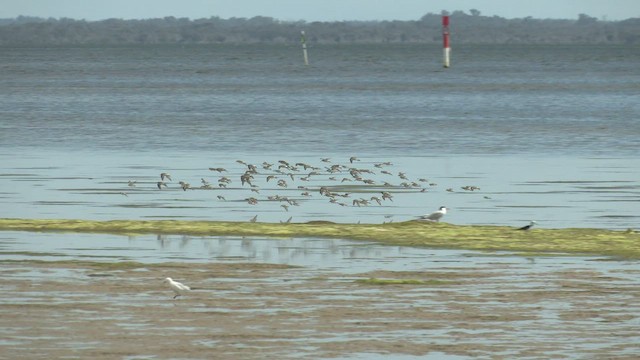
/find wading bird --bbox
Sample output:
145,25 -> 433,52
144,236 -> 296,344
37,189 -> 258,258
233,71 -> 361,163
163,277 -> 191,299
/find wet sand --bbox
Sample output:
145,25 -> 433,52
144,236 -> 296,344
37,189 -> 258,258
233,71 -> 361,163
1,259 -> 639,359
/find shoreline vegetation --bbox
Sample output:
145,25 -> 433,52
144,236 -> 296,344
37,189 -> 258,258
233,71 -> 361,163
1,12 -> 639,46
1,218 -> 638,259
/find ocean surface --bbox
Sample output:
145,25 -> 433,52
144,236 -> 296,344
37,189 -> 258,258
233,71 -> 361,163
1,44 -> 639,229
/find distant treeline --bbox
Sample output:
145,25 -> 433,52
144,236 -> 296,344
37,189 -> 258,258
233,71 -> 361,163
1,10 -> 639,46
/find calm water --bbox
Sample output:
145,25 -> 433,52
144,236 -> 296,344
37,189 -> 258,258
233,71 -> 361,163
1,45 -> 640,359
1,44 -> 639,228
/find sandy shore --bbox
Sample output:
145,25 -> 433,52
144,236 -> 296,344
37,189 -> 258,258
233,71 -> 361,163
1,259 -> 639,359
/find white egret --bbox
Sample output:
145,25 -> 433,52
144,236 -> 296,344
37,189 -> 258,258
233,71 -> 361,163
163,277 -> 191,299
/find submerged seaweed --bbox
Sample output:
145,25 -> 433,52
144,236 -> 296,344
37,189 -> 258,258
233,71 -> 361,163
355,278 -> 453,286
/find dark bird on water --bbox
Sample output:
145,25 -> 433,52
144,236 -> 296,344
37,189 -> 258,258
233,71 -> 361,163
518,221 -> 537,230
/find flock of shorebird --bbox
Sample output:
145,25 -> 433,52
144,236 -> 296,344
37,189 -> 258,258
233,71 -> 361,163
122,156 -> 495,223
124,156 -> 536,246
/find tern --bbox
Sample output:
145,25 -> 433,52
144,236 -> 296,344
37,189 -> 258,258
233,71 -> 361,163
418,206 -> 448,222
163,277 -> 191,299
518,221 -> 537,231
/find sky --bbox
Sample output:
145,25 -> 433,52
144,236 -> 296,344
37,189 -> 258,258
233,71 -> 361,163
1,0 -> 638,22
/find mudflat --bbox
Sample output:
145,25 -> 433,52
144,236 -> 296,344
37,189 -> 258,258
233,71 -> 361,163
1,259 -> 639,359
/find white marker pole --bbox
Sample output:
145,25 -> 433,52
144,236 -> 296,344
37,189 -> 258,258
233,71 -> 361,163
301,30 -> 309,66
442,16 -> 450,68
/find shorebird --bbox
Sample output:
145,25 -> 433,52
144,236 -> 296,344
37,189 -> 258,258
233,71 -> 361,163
381,192 -> 393,201
216,195 -> 226,201
163,277 -> 191,299
249,215 -> 258,223
209,167 -> 227,173
160,173 -> 172,181
240,173 -> 253,186
179,181 -> 191,191
127,180 -> 137,187
349,156 -> 359,163
157,181 -> 168,189
418,206 -> 448,222
518,221 -> 537,231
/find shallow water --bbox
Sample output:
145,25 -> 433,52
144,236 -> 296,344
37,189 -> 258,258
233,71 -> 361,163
1,230 -> 636,276
1,44 -> 639,229
1,231 -> 639,359
2,151 -> 639,228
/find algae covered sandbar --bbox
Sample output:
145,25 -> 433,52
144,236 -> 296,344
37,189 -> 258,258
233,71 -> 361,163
1,218 -> 638,259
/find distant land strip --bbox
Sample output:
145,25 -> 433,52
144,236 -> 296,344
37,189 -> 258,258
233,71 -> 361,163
1,12 -> 639,45
1,218 -> 638,259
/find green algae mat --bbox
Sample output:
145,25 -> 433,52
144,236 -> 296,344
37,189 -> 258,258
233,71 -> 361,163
0,218 -> 638,259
